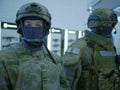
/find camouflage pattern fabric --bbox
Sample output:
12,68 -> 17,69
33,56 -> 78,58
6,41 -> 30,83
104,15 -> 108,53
63,32 -> 120,90
0,43 -> 69,90
87,8 -> 118,28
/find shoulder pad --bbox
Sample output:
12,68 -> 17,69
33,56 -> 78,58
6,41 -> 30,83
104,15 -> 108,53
0,44 -> 18,59
0,43 -> 26,61
63,38 -> 87,66
71,38 -> 87,49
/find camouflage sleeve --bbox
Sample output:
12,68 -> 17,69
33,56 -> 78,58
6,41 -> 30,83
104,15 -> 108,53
51,52 -> 70,89
0,61 -> 8,90
0,48 -> 17,90
62,38 -> 87,89
63,53 -> 82,90
59,59 -> 70,90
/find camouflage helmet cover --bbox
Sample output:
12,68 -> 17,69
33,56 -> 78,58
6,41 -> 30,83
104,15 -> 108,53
87,8 -> 118,28
16,2 -> 51,26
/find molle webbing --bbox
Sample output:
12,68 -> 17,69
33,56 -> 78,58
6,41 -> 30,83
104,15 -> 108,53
84,30 -> 114,51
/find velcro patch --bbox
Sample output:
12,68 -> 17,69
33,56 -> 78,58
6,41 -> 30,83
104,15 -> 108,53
72,48 -> 80,55
99,51 -> 116,56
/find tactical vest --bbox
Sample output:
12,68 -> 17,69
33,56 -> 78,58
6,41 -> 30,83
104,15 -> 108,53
77,41 -> 120,90
0,43 -> 66,90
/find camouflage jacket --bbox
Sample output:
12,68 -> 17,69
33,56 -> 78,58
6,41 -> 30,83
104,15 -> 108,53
63,31 -> 120,90
0,43 -> 69,90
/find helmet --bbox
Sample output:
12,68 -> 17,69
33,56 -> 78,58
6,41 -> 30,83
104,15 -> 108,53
87,8 -> 118,28
16,2 -> 51,34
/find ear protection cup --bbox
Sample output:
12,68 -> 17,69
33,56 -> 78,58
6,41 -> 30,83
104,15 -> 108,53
17,25 -> 21,33
43,23 -> 50,36
17,20 -> 24,36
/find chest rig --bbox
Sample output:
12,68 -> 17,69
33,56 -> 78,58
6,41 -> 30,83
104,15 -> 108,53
77,31 -> 120,90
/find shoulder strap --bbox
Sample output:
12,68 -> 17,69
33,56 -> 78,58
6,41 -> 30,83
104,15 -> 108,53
42,41 -> 56,64
1,60 -> 13,90
41,63 -> 47,90
15,70 -> 24,90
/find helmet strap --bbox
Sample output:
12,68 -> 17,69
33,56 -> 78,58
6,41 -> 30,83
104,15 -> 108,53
43,22 -> 49,36
17,20 -> 24,36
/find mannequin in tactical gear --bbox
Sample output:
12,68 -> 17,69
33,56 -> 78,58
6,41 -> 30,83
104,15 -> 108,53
0,2 -> 69,90
63,8 -> 120,90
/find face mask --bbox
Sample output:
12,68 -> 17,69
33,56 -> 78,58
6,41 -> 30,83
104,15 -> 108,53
91,26 -> 113,37
22,17 -> 45,42
23,25 -> 44,42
